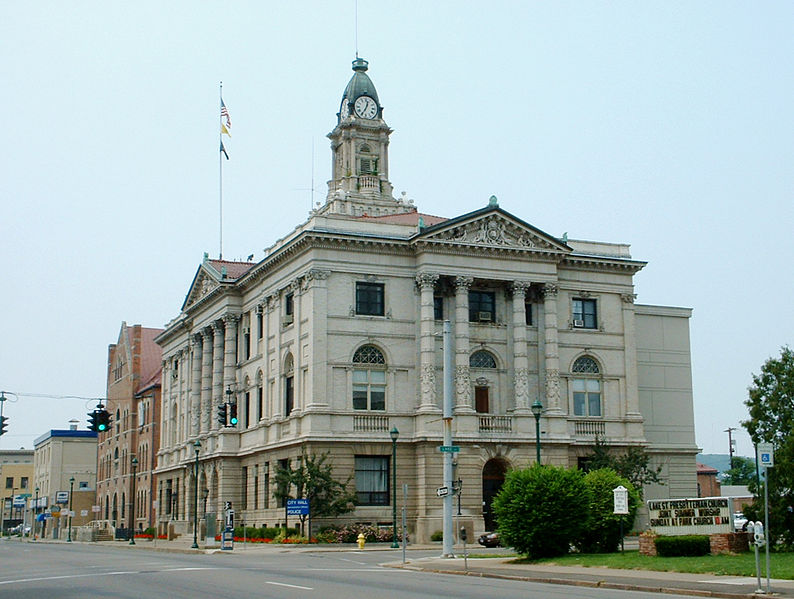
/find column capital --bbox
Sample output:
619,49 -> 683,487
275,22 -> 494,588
621,293 -> 636,304
453,275 -> 474,292
223,312 -> 241,326
511,280 -> 532,295
415,272 -> 440,290
212,320 -> 225,335
200,326 -> 213,340
541,283 -> 559,298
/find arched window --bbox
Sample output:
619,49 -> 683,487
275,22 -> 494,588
284,353 -> 294,416
352,345 -> 386,410
571,356 -> 601,417
470,350 -> 497,368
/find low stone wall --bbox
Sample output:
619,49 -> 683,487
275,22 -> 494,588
640,531 -> 748,556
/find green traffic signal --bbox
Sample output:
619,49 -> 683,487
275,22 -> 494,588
229,403 -> 238,426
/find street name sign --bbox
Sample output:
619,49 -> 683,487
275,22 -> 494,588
438,446 -> 460,453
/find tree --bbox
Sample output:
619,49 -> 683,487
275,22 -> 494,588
584,436 -> 663,497
491,464 -> 590,559
273,451 -> 357,537
742,346 -> 794,548
577,469 -> 640,553
721,456 -> 756,486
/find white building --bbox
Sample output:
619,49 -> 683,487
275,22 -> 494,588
154,58 -> 697,541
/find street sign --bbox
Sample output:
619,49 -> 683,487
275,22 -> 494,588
286,498 -> 310,515
436,486 -> 449,497
55,491 -> 69,504
438,446 -> 460,453
12,496 -> 25,507
758,442 -> 774,467
613,485 -> 629,514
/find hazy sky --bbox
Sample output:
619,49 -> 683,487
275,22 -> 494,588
1,2 -> 791,459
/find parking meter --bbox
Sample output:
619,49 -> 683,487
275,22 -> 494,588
753,521 -> 765,547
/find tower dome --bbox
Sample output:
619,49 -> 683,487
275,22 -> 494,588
338,58 -> 382,121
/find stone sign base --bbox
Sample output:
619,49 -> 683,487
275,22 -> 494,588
639,531 -> 749,556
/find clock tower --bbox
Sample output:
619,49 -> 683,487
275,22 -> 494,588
321,58 -> 410,217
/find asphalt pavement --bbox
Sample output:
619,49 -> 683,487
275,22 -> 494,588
20,535 -> 793,598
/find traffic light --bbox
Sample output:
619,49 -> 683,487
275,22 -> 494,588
0,415 -> 8,436
97,409 -> 111,432
217,403 -> 228,426
229,403 -> 238,426
88,410 -> 99,432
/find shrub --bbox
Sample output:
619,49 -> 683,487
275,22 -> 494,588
654,535 -> 711,557
430,530 -> 443,542
492,464 -> 590,559
577,468 -> 640,553
318,523 -> 400,543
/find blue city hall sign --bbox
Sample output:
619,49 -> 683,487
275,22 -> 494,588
286,499 -> 310,515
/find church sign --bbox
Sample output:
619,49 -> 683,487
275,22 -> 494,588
647,497 -> 732,535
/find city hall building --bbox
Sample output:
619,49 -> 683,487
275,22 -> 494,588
154,58 -> 697,541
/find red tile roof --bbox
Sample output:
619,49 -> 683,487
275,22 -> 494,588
696,462 -> 719,475
206,259 -> 255,280
355,212 -> 448,226
138,327 -> 164,395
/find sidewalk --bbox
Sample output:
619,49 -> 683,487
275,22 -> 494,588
385,554 -> 794,599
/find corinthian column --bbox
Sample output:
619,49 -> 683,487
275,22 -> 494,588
190,335 -> 202,438
542,283 -> 561,412
211,320 -> 225,431
454,276 -> 474,412
200,327 -> 213,433
416,272 -> 440,412
223,313 -> 240,403
511,281 -> 531,412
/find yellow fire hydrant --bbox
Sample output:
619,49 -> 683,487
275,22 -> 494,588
357,533 -> 366,549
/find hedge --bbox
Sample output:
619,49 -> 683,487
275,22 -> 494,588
654,535 -> 711,557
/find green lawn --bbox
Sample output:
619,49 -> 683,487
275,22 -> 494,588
515,550 -> 794,579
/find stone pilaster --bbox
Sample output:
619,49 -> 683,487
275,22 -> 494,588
621,293 -> 643,419
211,320 -> 225,431
512,281 -> 531,412
542,283 -> 561,412
305,269 -> 330,410
190,335 -> 202,438
200,327 -> 213,433
223,313 -> 240,405
454,276 -> 474,412
416,272 -> 440,412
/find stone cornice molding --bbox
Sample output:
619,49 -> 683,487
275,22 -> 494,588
562,255 -> 646,274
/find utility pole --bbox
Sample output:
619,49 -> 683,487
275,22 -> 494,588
725,427 -> 737,471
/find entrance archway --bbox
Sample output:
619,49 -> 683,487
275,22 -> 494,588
482,458 -> 508,531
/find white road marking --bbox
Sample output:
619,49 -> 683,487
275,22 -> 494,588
266,581 -> 313,590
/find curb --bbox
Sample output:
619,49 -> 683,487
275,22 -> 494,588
383,563 -> 768,599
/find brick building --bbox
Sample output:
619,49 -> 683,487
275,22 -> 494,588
97,322 -> 162,533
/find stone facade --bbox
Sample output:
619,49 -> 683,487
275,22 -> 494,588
153,58 -> 698,542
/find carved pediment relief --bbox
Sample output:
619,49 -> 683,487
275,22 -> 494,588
428,215 -> 560,251
184,269 -> 220,308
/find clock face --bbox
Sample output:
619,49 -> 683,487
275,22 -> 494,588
340,98 -> 350,118
354,96 -> 377,119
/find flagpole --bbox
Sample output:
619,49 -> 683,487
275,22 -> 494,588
219,81 -> 223,260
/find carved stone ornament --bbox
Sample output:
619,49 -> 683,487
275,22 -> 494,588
545,368 -> 560,406
511,280 -> 531,296
420,363 -> 436,402
415,272 -> 440,290
621,293 -> 637,304
307,268 -> 330,281
455,365 -> 471,403
223,313 -> 240,326
514,367 -> 529,401
542,283 -> 559,298
435,216 -> 553,249
454,276 -> 474,292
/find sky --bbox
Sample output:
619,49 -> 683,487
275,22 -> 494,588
1,2 -> 792,459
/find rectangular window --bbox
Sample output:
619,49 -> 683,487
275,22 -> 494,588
356,282 -> 384,316
433,296 -> 444,320
257,310 -> 263,339
253,466 -> 259,510
475,386 -> 489,413
524,302 -> 533,326
257,385 -> 263,422
573,379 -> 601,416
469,291 -> 495,322
355,456 -> 389,506
353,369 -> 386,410
573,298 -> 597,329
20,477 -> 28,489
244,391 -> 251,428
242,467 -> 248,510
285,293 -> 294,316
4,477 -> 12,489
277,459 -> 289,507
285,376 -> 294,415
263,463 -> 270,509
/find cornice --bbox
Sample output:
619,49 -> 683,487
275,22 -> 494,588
561,255 -> 647,274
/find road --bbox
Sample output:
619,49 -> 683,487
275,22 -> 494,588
0,540 -> 695,599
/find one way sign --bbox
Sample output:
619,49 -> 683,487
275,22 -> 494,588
436,486 -> 449,497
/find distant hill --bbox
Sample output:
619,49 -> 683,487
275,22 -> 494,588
696,453 -> 751,474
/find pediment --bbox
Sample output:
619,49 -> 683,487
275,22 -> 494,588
182,268 -> 221,310
416,209 -> 569,253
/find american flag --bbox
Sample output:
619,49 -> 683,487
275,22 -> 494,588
221,98 -> 231,129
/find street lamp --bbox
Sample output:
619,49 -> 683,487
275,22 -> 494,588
202,488 -> 209,521
129,457 -> 138,545
34,486 -> 39,540
67,477 -> 75,542
531,399 -> 543,464
191,440 -> 201,549
390,426 -> 399,548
